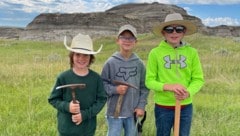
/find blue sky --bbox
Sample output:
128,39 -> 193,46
0,0 -> 239,27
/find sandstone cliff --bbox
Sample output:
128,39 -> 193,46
19,2 -> 205,41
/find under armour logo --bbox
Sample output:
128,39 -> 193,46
116,67 -> 137,81
164,55 -> 187,69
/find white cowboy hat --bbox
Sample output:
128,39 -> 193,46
153,13 -> 197,36
64,33 -> 102,54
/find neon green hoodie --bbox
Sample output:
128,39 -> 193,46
145,40 -> 204,106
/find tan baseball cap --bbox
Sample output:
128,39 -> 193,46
118,24 -> 137,38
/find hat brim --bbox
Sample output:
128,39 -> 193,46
118,29 -> 137,38
153,20 -> 197,36
64,36 -> 102,55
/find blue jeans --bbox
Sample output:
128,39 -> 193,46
106,116 -> 137,136
155,104 -> 193,136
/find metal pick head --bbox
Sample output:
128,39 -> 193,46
56,84 -> 86,90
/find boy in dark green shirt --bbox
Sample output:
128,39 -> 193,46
48,33 -> 107,136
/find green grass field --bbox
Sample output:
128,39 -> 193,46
0,33 -> 239,136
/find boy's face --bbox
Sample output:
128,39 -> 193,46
161,24 -> 186,47
72,52 -> 91,69
117,30 -> 137,51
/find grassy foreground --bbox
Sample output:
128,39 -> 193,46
0,33 -> 240,136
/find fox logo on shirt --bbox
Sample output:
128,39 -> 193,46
116,67 -> 137,81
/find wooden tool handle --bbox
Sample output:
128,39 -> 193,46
71,89 -> 77,104
71,89 -> 80,118
174,99 -> 181,136
114,94 -> 124,118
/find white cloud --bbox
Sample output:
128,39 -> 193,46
136,0 -> 172,4
0,1 -> 5,6
1,0 -> 238,13
83,1 -> 114,12
1,17 -> 30,21
0,0 -> 86,13
1,0 -> 240,13
0,0 -> 120,13
135,0 -> 240,4
174,0 -> 240,4
202,17 -> 240,26
182,6 -> 192,12
49,1 -> 86,13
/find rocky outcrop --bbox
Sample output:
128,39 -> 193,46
0,27 -> 23,39
1,3 -> 239,41
19,3 -> 205,41
203,25 -> 240,37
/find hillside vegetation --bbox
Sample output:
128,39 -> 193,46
0,33 -> 239,136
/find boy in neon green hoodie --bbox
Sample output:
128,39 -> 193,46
145,13 -> 204,136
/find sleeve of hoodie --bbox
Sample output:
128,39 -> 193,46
101,61 -> 118,96
145,49 -> 164,92
137,62 -> 149,110
187,50 -> 205,97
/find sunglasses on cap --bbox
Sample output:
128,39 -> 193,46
163,26 -> 186,34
